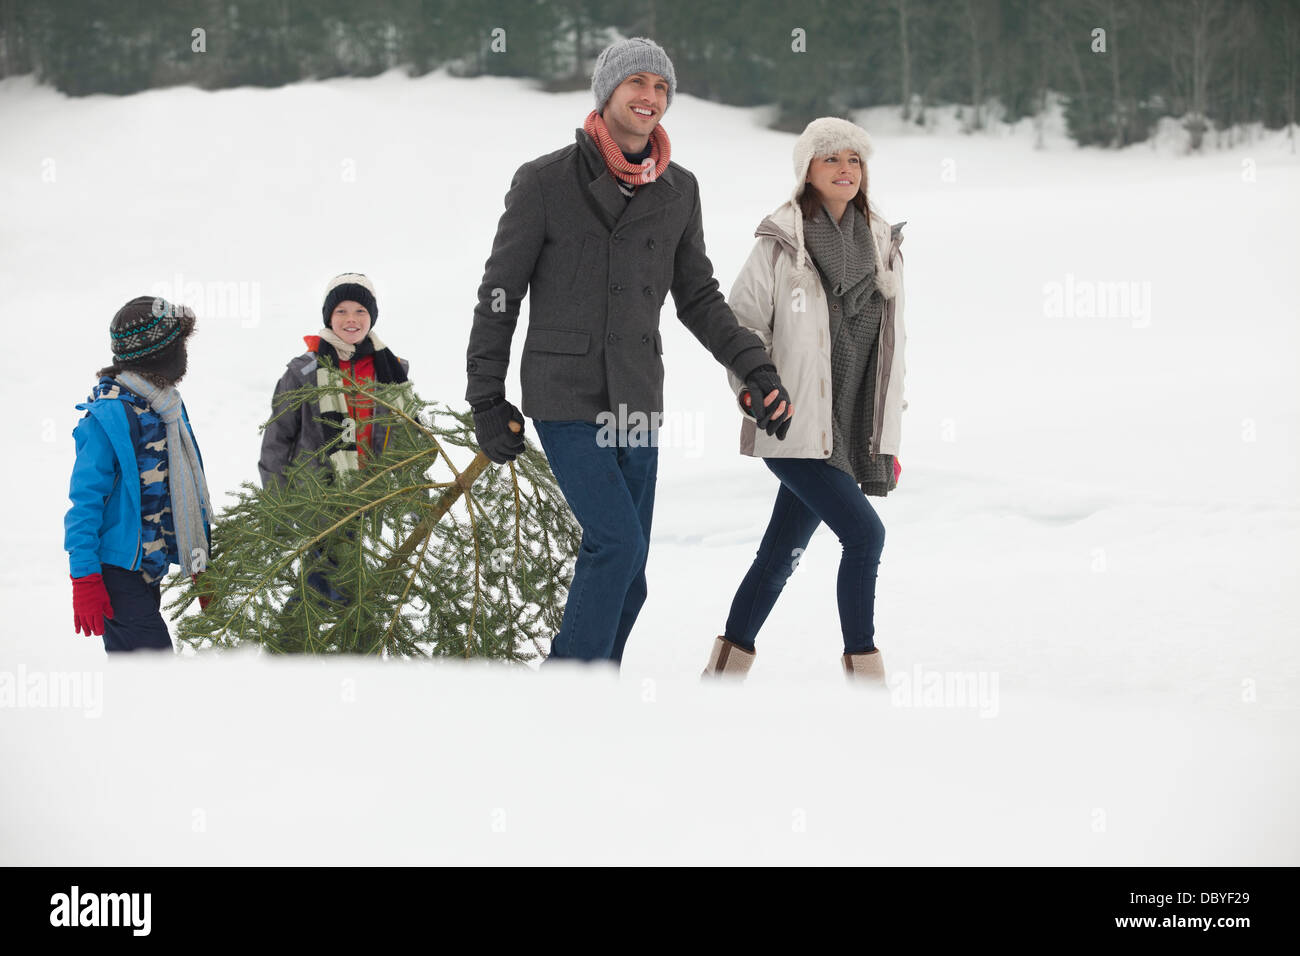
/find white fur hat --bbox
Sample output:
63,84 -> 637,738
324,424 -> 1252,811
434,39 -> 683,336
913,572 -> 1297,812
791,116 -> 875,195
786,117 -> 896,299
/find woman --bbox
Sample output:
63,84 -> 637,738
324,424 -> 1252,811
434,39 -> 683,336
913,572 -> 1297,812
702,117 -> 908,684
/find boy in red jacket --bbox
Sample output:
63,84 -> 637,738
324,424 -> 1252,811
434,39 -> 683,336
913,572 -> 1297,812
257,274 -> 410,604
258,273 -> 410,486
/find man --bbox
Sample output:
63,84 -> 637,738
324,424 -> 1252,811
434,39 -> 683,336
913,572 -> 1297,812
466,37 -> 794,666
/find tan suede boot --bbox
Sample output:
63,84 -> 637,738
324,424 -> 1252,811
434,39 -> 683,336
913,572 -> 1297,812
701,635 -> 755,680
843,648 -> 886,686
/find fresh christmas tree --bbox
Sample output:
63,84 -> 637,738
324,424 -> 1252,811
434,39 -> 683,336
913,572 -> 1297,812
165,379 -> 580,660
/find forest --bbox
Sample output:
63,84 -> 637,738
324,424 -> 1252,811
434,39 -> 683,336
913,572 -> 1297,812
1,0 -> 1296,148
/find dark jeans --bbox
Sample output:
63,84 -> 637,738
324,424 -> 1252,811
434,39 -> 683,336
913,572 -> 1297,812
304,545 -> 349,604
100,564 -> 174,653
725,457 -> 886,654
533,419 -> 658,664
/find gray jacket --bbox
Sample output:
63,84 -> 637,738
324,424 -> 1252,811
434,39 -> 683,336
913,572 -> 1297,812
257,350 -> 411,488
466,128 -> 772,422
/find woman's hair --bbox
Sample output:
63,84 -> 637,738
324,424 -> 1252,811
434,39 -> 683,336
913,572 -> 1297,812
799,156 -> 870,221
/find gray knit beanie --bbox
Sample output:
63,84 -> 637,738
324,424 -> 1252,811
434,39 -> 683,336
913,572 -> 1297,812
591,37 -> 676,113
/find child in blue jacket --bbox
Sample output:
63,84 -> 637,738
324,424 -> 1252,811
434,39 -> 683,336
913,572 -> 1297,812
65,296 -> 212,652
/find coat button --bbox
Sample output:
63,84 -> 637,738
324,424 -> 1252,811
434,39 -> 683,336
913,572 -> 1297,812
647,238 -> 656,250
611,283 -> 622,294
643,286 -> 654,297
613,232 -> 624,242
641,334 -> 650,344
608,332 -> 619,343
831,304 -> 840,312
467,360 -> 478,371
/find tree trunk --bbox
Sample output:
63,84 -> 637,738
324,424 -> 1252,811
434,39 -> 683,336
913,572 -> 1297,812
964,0 -> 984,130
897,0 -> 912,120
1284,2 -> 1298,151
1100,0 -> 1123,147
385,451 -> 493,571
1187,0 -> 1226,150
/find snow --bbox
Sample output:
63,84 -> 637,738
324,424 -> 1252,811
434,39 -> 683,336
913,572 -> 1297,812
1,69 -> 1297,864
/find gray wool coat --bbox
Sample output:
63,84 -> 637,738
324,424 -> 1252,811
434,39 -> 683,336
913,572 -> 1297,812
466,128 -> 772,422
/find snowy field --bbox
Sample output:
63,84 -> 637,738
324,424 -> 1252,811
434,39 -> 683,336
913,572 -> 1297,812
1,70 -> 1297,864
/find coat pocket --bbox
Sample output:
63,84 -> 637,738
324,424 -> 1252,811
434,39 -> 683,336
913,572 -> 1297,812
525,328 -> 591,355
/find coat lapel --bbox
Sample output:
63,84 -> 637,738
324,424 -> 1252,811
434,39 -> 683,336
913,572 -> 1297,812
587,172 -> 627,230
619,168 -> 681,226
575,128 -> 682,231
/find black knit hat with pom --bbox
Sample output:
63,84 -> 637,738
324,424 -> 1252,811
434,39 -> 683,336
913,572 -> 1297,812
322,273 -> 379,327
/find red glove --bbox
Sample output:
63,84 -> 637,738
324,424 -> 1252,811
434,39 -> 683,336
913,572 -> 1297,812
894,458 -> 902,483
72,573 -> 114,636
192,573 -> 211,612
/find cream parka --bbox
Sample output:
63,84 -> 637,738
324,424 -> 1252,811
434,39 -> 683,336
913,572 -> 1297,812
725,200 -> 908,462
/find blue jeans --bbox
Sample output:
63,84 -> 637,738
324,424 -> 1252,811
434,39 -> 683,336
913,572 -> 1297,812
533,419 -> 658,664
101,563 -> 175,653
281,546 -> 349,613
725,458 -> 886,653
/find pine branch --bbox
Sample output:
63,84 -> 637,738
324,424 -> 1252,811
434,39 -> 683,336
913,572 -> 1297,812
165,386 -> 578,661
382,446 -> 493,571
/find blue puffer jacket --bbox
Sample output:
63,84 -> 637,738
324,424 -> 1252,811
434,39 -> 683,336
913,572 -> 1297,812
64,392 -> 204,578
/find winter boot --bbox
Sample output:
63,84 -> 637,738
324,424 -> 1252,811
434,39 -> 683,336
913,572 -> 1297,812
701,635 -> 755,680
843,648 -> 886,686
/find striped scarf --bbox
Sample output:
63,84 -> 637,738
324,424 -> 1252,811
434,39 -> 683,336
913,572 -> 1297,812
582,109 -> 672,185
313,328 -> 408,475
114,371 -> 212,581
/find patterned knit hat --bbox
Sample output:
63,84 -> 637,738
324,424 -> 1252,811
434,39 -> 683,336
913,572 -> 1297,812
322,273 -> 379,327
591,37 -> 676,113
110,295 -> 196,366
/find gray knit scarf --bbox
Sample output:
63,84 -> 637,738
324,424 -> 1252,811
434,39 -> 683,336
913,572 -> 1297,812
802,202 -> 878,320
115,371 -> 213,576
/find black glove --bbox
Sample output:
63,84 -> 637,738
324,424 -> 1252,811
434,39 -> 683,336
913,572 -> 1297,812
740,365 -> 794,440
472,396 -> 526,464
